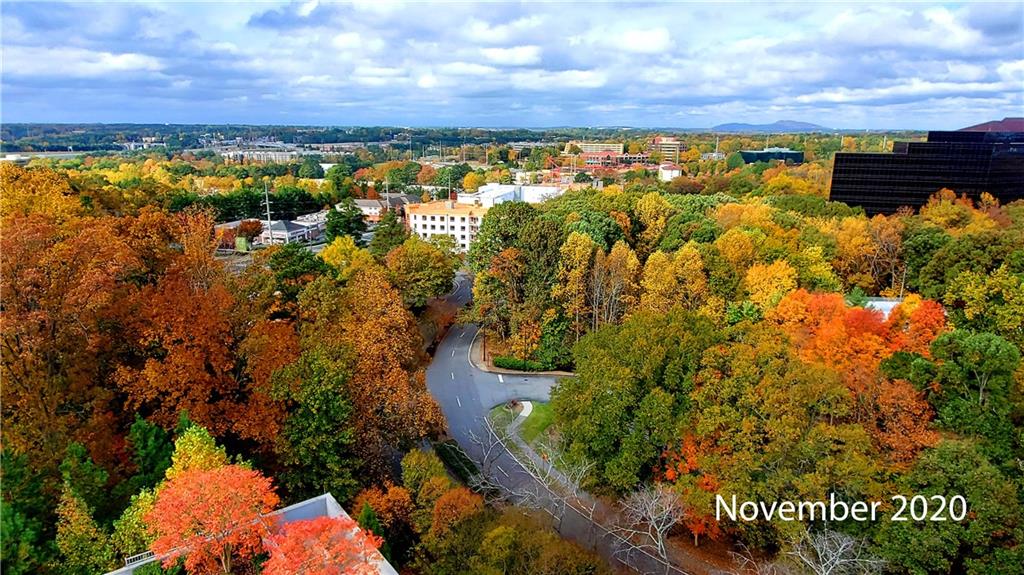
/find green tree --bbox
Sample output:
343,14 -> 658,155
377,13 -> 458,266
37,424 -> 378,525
326,199 -> 367,242
127,416 -> 173,492
725,152 -> 745,170
1,450 -> 55,575
368,209 -> 410,258
267,241 -> 331,303
467,201 -> 537,273
55,486 -> 117,575
874,440 -> 1022,575
552,309 -> 720,491
111,489 -> 156,559
273,350 -> 361,503
59,443 -> 109,520
356,502 -> 391,562
401,450 -> 449,498
325,164 -> 352,197
385,236 -> 457,309
297,157 -> 325,179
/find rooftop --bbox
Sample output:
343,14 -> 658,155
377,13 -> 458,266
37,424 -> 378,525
959,117 -> 1024,133
407,200 -> 490,216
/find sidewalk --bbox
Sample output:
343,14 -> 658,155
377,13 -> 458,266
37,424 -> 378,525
469,330 -> 576,377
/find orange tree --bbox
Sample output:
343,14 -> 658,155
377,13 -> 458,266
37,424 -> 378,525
263,516 -> 382,575
146,465 -> 279,574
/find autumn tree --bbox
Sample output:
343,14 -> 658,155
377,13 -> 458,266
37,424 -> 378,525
319,235 -> 376,281
430,487 -> 484,536
299,269 -> 443,476
55,486 -> 117,575
385,236 -> 457,309
1,215 -> 141,475
551,231 -> 595,342
271,349 -> 361,502
588,240 -> 640,329
147,465 -> 279,575
263,516 -> 382,575
0,164 -> 83,223
744,259 -> 798,310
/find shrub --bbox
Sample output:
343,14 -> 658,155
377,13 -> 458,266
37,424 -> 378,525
493,356 -> 545,371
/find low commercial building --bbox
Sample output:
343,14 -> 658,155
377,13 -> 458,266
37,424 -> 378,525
353,199 -> 386,223
406,200 -> 489,252
658,164 -> 683,182
259,218 -> 324,244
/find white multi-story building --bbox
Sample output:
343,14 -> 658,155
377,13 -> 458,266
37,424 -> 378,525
457,183 -> 566,208
406,201 -> 489,252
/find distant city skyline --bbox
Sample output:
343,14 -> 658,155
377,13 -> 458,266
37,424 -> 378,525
2,1 -> 1022,129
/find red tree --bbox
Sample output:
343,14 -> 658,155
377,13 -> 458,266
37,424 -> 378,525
146,465 -> 279,574
263,516 -> 382,575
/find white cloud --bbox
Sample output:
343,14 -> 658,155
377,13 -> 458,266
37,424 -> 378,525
620,28 -> 673,54
510,69 -> 607,90
480,45 -> 542,66
3,46 -> 163,77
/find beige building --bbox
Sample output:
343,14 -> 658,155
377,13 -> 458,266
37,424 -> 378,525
650,136 -> 685,163
563,140 -> 624,154
406,200 -> 489,252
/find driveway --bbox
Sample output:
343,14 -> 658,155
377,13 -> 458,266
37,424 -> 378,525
425,274 -> 717,575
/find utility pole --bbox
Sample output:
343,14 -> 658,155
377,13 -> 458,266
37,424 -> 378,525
263,180 -> 278,244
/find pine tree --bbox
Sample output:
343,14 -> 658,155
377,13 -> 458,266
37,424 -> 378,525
356,502 -> 391,562
55,486 -> 116,575
369,209 -> 409,258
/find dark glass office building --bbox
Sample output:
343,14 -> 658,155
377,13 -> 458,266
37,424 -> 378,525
829,118 -> 1024,215
740,147 -> 804,164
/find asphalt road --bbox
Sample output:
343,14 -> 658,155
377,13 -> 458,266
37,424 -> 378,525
425,273 -> 712,575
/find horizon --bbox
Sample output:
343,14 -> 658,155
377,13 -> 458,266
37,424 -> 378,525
2,1 -> 1022,129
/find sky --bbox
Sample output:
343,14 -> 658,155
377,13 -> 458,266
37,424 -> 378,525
2,1 -> 1022,129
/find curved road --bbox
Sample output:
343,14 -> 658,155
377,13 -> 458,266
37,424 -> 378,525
426,273 -> 717,575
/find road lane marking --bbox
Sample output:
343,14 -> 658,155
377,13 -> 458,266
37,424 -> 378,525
459,330 -> 465,338
497,465 -> 509,478
450,372 -> 455,380
498,374 -> 504,383
451,348 -> 456,357
456,396 -> 462,407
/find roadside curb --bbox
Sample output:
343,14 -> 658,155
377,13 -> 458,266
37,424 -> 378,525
468,329 -> 576,377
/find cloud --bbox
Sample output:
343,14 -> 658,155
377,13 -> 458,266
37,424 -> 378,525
1,1 -> 1021,128
620,28 -> 673,54
480,45 -> 542,66
4,46 -> 164,77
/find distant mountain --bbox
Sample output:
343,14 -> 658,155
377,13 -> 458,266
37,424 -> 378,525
711,120 -> 832,133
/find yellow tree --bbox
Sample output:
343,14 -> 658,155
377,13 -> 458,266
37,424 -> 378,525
638,250 -> 678,313
0,163 -> 82,223
635,192 -> 674,259
552,232 -> 595,342
463,172 -> 485,192
713,228 -> 756,273
744,260 -> 798,310
319,236 -> 377,281
589,240 -> 640,329
674,242 -> 708,311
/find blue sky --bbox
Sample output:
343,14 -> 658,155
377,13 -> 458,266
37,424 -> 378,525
2,1 -> 1022,129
